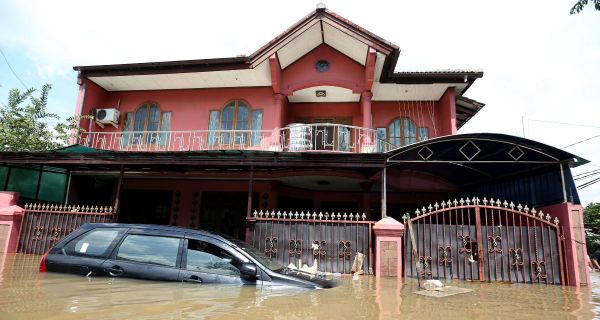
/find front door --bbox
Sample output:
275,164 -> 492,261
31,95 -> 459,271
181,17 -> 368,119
313,119 -> 335,151
200,192 -> 256,240
119,190 -> 172,225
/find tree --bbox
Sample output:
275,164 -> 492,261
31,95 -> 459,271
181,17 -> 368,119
0,84 -> 84,151
571,0 -> 600,14
583,202 -> 600,253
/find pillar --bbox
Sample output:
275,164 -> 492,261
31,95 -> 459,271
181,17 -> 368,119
272,93 -> 286,151
374,217 -> 404,277
0,192 -> 24,253
361,91 -> 375,152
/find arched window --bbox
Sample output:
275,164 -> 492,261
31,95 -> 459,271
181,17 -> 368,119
126,102 -> 171,145
386,117 -> 428,148
208,100 -> 263,146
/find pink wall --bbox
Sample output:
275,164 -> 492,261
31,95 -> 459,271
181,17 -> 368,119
79,80 -> 108,133
280,44 -> 365,94
540,202 -> 590,287
287,102 -> 361,125
436,87 -> 457,136
372,101 -> 441,138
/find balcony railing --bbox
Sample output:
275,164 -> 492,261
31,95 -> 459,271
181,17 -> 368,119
78,123 -> 397,153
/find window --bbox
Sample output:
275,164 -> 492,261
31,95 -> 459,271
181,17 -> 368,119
116,234 -> 181,267
376,127 -> 387,152
207,100 -> 263,146
387,118 -> 428,147
64,228 -> 127,258
185,239 -> 241,276
129,103 -> 171,145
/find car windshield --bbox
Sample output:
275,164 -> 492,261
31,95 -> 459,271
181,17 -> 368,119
229,239 -> 282,272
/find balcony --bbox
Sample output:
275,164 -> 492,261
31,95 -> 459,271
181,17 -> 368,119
78,123 -> 397,153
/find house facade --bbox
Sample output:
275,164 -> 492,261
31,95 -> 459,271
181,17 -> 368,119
0,7 -> 589,286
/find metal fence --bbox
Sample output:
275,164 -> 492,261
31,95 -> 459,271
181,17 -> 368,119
247,210 -> 374,274
402,197 -> 567,285
17,204 -> 114,255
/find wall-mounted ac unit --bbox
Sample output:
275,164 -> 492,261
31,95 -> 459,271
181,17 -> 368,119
95,108 -> 120,128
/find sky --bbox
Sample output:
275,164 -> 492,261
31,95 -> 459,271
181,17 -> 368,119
0,0 -> 599,205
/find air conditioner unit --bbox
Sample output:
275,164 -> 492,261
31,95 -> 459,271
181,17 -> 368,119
95,108 -> 120,128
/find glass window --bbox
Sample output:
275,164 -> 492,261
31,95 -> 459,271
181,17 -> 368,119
215,100 -> 256,146
376,128 -> 387,152
64,228 -> 127,258
117,234 -> 180,267
6,167 -> 39,199
388,117 -> 418,147
38,171 -> 67,203
159,112 -> 171,147
121,112 -> 133,147
132,103 -> 166,145
208,111 -> 220,146
185,239 -> 241,276
418,127 -> 429,142
250,110 -> 263,146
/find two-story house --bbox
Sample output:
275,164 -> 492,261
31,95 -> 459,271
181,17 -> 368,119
0,6 -> 589,286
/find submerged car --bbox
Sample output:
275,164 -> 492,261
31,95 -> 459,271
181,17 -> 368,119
40,223 -> 336,289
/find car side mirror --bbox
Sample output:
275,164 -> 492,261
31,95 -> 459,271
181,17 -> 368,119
239,262 -> 258,277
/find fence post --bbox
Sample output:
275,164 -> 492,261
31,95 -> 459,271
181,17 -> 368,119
374,216 -> 404,277
0,192 -> 24,253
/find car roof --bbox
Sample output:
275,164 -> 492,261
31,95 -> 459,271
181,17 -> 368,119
80,223 -> 234,243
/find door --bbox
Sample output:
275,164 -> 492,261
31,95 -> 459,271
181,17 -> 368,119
200,192 -> 256,240
101,230 -> 183,281
313,119 -> 335,151
119,190 -> 172,225
178,235 -> 252,284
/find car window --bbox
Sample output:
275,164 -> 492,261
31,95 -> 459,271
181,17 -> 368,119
116,234 -> 181,267
185,239 -> 241,276
64,228 -> 127,258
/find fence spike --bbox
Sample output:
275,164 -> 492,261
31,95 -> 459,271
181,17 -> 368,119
258,210 -> 263,217
50,204 -> 55,210
362,213 -> 366,221
422,206 -> 427,213
296,211 -> 301,219
489,197 -> 495,205
453,199 -> 458,206
337,212 -> 341,220
281,211 -> 286,218
24,203 -> 29,210
402,213 -> 409,222
312,212 -> 317,219
428,204 -> 433,212
343,212 -> 348,220
94,206 -> 99,212
538,211 -> 544,219
434,202 -> 439,210
546,213 -> 551,221
415,208 -> 420,216
503,200 -> 508,208
465,197 -> 471,205
496,199 -> 501,206
475,197 -> 481,205
531,208 -> 537,215
276,211 -> 281,218
483,197 -> 488,205
318,212 -> 323,220
554,217 -> 559,225
324,212 -> 329,220
517,203 -> 523,211
441,201 -> 446,208
447,199 -> 452,207
509,202 -> 515,210
524,205 -> 529,213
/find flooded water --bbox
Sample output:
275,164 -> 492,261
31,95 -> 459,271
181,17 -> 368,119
0,254 -> 598,319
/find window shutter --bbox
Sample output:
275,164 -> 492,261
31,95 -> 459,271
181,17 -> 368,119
251,110 -> 263,146
121,112 -> 133,147
208,110 -> 220,146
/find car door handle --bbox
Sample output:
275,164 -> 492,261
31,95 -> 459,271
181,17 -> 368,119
105,266 -> 124,277
186,275 -> 203,283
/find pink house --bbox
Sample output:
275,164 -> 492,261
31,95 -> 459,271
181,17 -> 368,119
0,6 -> 590,286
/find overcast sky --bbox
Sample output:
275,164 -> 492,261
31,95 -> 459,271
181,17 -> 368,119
1,0 -> 599,204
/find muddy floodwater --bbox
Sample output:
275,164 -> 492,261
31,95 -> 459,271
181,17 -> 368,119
0,254 -> 599,319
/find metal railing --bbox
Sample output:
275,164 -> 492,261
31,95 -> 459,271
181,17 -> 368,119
247,210 -> 374,274
17,204 -> 114,255
78,124 -> 398,153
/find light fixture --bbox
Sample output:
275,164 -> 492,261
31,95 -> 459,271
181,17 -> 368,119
315,90 -> 326,98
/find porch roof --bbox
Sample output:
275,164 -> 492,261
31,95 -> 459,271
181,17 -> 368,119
386,133 -> 587,190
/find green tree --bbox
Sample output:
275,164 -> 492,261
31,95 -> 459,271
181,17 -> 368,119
0,84 -> 84,151
584,202 -> 600,253
571,0 -> 600,14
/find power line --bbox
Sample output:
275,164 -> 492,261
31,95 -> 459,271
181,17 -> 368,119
529,118 -> 600,129
563,133 -> 600,148
578,177 -> 600,190
0,47 -> 28,90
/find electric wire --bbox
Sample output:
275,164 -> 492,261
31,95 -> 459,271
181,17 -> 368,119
0,47 -> 28,90
563,134 -> 600,148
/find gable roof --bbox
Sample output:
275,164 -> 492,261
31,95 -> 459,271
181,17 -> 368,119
73,7 -> 482,91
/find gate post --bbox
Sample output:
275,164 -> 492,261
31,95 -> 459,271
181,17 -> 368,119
374,217 -> 404,277
0,192 -> 24,253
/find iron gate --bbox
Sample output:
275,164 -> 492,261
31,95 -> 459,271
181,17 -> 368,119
17,203 -> 114,255
402,197 -> 567,285
247,210 -> 374,274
